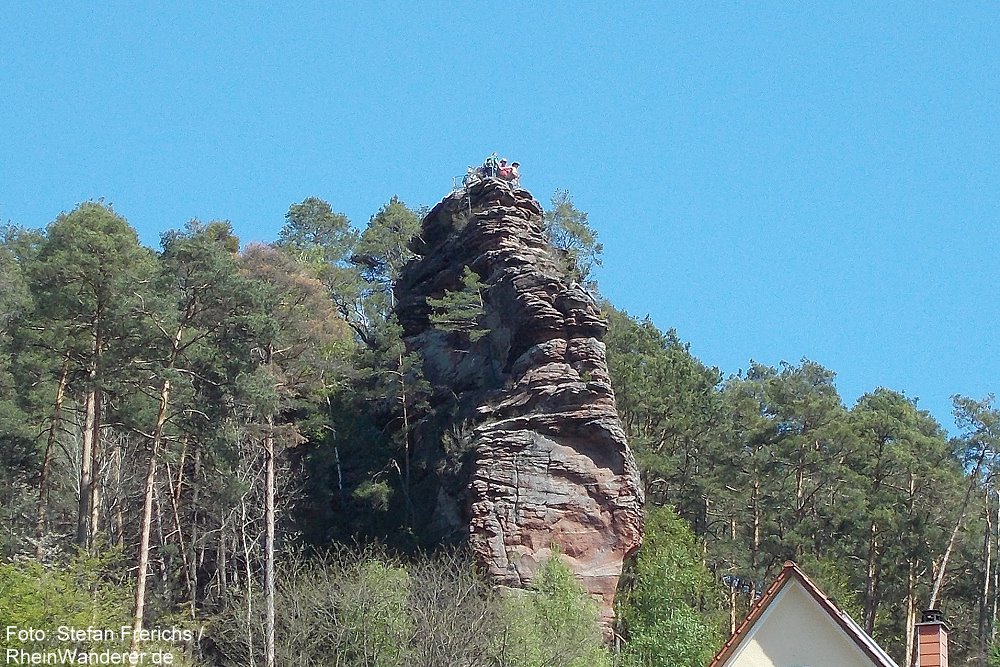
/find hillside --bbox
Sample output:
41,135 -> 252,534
0,181 -> 996,667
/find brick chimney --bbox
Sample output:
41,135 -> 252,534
916,609 -> 949,667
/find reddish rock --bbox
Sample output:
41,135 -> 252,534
395,178 -> 643,631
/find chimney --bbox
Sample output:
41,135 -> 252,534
916,609 -> 949,667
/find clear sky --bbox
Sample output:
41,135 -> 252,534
2,3 -> 996,434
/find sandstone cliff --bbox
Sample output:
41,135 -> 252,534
395,177 -> 643,628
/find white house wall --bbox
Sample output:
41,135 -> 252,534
726,580 -> 877,667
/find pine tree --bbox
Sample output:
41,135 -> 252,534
129,220 -> 249,649
543,190 -> 603,284
29,202 -> 154,549
238,244 -> 348,667
427,266 -> 488,341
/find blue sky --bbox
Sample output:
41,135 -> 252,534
2,3 -> 996,434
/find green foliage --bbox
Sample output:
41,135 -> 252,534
543,190 -> 603,283
337,560 -> 413,667
722,360 -> 856,567
0,228 -> 33,327
353,479 -> 393,512
846,388 -> 957,645
604,308 -> 726,522
604,306 -> 981,662
353,196 -> 421,290
0,187 -> 995,666
277,197 -> 361,322
210,549 -> 610,667
28,201 -> 157,414
212,551 -> 413,667
0,229 -> 55,556
238,243 -> 348,404
794,553 -> 865,622
500,554 -> 612,667
294,392 -> 407,545
618,506 -> 724,667
427,266 -> 489,341
0,550 -> 131,652
279,197 -> 356,264
33,202 -> 151,310
283,195 -> 431,548
990,641 -> 1000,667
30,202 -> 155,375
953,393 -> 1000,472
0,233 -> 36,537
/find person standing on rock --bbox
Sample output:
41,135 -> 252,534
510,162 -> 520,185
484,153 -> 499,177
498,159 -> 511,180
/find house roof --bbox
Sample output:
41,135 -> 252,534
707,561 -> 899,667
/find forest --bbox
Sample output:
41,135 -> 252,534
0,191 -> 998,667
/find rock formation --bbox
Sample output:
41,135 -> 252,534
395,177 -> 643,629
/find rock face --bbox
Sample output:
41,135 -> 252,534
395,178 -> 643,629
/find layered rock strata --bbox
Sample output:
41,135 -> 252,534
395,178 -> 643,628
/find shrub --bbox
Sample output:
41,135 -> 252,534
498,554 -> 612,667
617,506 -> 725,667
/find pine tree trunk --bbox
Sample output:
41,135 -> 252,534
189,440 -> 202,613
929,504 -> 966,609
241,496 -> 256,667
904,473 -> 917,667
864,520 -> 880,634
399,352 -> 413,525
980,488 -> 993,666
77,311 -> 105,549
36,352 -> 70,559
905,561 -> 917,667
930,446 -> 989,608
795,443 -> 805,517
130,378 -> 171,654
730,517 -> 738,634
264,411 -> 276,667
112,441 -> 124,548
165,459 -> 194,617
173,436 -> 198,618
993,489 -> 1000,643
88,389 -> 103,546
749,477 -> 761,606
218,518 -> 228,602
77,387 -> 98,547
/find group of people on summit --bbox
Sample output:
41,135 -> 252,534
467,153 -> 520,186
494,156 -> 520,182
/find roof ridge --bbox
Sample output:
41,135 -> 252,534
706,561 -> 899,667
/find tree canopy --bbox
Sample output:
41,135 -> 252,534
0,191 -> 995,667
